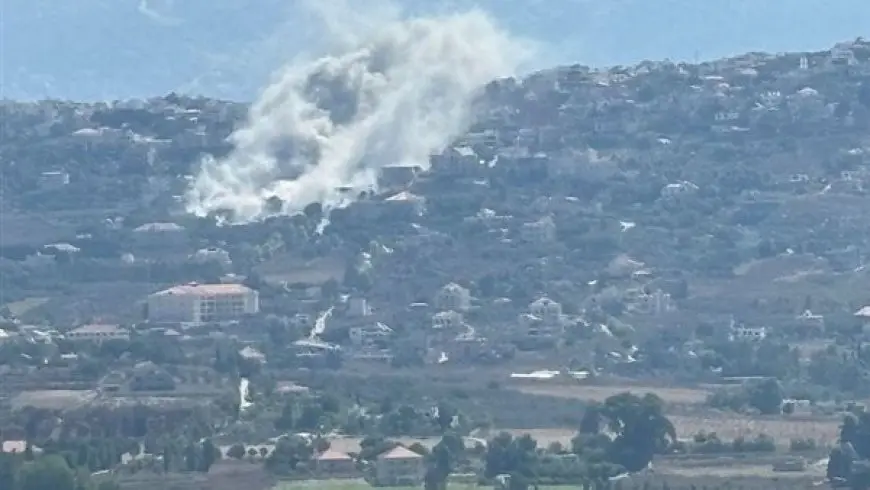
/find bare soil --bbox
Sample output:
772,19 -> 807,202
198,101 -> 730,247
510,383 -> 711,404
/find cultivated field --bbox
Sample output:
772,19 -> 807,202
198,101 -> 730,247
507,381 -> 841,446
499,417 -> 840,447
668,414 -> 840,445
327,414 -> 840,454
272,481 -> 609,490
270,473 -> 823,490
274,480 -> 437,490
510,382 -> 711,404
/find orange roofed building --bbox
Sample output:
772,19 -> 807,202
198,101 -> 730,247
314,449 -> 358,478
146,282 -> 259,325
375,446 -> 425,486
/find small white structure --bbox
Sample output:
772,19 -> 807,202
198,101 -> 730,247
729,325 -> 767,342
347,297 -> 371,317
189,247 -> 232,267
431,146 -> 480,176
518,313 -> 562,339
132,222 -> 188,250
520,216 -> 557,243
432,311 -> 464,330
530,297 -> 562,324
67,324 -> 130,343
384,191 -> 426,217
38,170 -> 70,189
0,329 -> 16,344
435,283 -> 471,312
349,322 -> 393,347
661,181 -> 699,199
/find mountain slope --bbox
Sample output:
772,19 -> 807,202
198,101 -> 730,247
5,0 -> 870,100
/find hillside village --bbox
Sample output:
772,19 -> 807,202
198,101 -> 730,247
4,40 -> 870,490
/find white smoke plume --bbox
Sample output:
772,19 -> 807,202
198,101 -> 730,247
185,1 -> 529,224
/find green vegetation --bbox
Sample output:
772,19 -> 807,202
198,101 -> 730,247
0,453 -> 122,490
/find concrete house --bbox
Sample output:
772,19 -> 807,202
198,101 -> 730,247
435,283 -> 472,312
375,446 -> 425,486
520,216 -> 557,244
314,449 -> 357,478
66,324 -> 130,343
146,282 -> 259,325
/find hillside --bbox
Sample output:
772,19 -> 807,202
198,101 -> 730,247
6,0 -> 870,100
6,38 -> 870,490
2,40 -> 870,384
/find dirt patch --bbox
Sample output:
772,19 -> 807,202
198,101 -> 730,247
256,255 -> 346,286
659,463 -> 824,479
668,414 -> 840,444
10,389 -> 98,411
4,297 -> 49,316
510,383 -> 710,404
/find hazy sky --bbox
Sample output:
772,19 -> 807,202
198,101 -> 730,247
4,0 -> 869,100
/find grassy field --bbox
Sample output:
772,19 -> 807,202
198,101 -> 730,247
4,297 -> 49,317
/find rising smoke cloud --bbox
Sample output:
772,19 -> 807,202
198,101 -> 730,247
184,1 -> 529,224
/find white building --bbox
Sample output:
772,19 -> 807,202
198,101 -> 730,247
189,247 -> 232,267
432,311 -> 464,330
38,170 -> 70,189
530,297 -> 563,324
147,282 -> 259,324
430,146 -> 480,176
661,181 -> 699,199
0,329 -> 15,344
729,325 -> 767,342
347,297 -> 371,317
131,222 -> 188,251
520,216 -> 557,243
66,324 -> 130,343
435,283 -> 472,312
349,322 -> 393,347
518,313 -> 562,340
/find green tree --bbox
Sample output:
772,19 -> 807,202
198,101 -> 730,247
227,443 -> 247,460
265,436 -> 313,475
0,453 -> 20,490
484,432 -> 538,481
600,393 -> 676,472
435,402 -> 458,433
96,481 -> 122,490
746,378 -> 783,415
18,455 -> 76,490
184,442 -> 199,472
162,445 -> 172,473
199,439 -> 220,472
579,403 -> 601,434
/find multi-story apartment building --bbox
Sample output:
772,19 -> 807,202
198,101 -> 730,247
147,282 -> 259,324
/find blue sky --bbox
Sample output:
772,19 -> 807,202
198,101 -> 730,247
4,0 -> 869,101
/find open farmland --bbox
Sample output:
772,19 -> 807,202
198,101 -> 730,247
509,382 -> 711,404
501,416 -> 841,448
668,414 -> 841,446
10,389 -> 98,411
270,473 -> 823,490
273,481 -> 474,490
